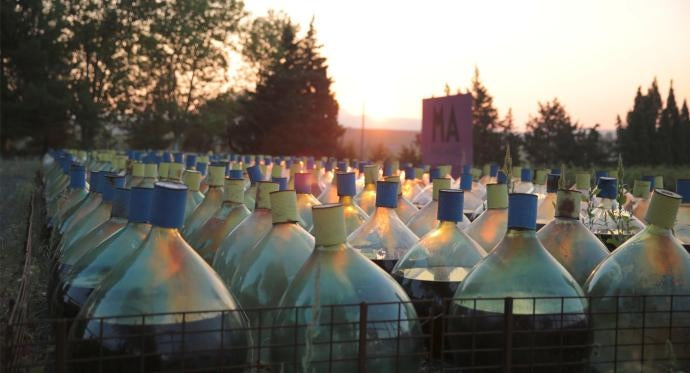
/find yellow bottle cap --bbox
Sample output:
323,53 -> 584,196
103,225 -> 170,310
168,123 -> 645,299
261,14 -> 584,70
632,180 -> 651,198
312,204 -> 347,246
144,163 -> 158,178
482,164 -> 490,176
487,183 -> 508,209
158,162 -> 170,179
132,162 -> 145,177
223,178 -> 245,203
575,173 -> 590,189
535,169 -> 549,184
270,190 -> 300,224
182,170 -> 202,191
290,163 -> 301,176
470,168 -> 482,179
168,163 -> 183,180
271,164 -> 284,178
414,168 -> 424,180
208,165 -> 225,186
644,189 -> 681,229
439,165 -> 452,177
259,164 -> 267,178
256,181 -> 280,209
432,178 -> 451,201
555,189 -> 582,219
512,166 -> 522,178
197,155 -> 209,163
391,160 -> 400,174
655,176 -> 664,189
364,165 -> 379,185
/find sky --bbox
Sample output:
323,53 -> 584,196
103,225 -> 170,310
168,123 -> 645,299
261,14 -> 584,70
245,0 -> 690,132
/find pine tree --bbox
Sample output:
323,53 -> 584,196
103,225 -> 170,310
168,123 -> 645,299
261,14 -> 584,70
499,108 -> 521,163
523,98 -> 581,166
470,67 -> 503,165
661,82 -> 682,164
233,20 -> 343,156
680,100 -> 690,164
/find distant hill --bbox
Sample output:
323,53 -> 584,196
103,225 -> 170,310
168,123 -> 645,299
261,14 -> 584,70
339,127 -> 419,159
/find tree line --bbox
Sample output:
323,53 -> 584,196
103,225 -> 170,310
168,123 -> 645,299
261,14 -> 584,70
397,69 -> 690,167
2,1 -> 341,156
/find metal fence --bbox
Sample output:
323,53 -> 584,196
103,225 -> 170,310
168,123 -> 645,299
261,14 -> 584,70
2,294 -> 689,372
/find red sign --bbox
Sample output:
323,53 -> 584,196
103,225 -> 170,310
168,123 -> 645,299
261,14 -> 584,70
421,93 -> 473,176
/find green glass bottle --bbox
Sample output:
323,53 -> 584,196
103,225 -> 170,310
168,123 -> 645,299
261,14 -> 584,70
294,172 -> 321,231
411,167 -> 440,208
69,182 -> 253,372
347,180 -> 419,272
53,186 -> 153,318
401,166 -> 423,202
631,179 -> 652,221
133,159 -> 158,188
407,177 -> 469,236
229,190 -> 314,339
674,179 -> 690,251
459,173 -> 484,217
392,189 -> 485,356
465,183 -> 508,252
385,175 -> 418,222
186,173 -> 250,263
353,164 -> 379,215
181,162 -> 225,237
51,163 -> 89,230
269,203 -> 423,372
46,153 -> 73,217
589,177 -> 645,242
53,185 -> 130,294
449,193 -> 590,371
335,171 -> 368,235
180,169 -> 204,222
212,181 -> 280,286
514,168 -> 535,194
537,189 -> 609,286
585,189 -> 690,372
58,171 -> 104,237
536,173 -> 560,228
57,173 -> 125,255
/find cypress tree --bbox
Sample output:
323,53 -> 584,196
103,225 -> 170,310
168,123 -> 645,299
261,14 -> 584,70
470,67 -> 503,165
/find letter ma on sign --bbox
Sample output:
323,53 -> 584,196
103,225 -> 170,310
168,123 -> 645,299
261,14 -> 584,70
421,93 -> 473,176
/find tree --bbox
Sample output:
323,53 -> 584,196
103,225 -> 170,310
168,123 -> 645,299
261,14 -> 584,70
657,82 -> 677,164
470,67 -> 504,165
369,142 -> 390,161
499,108 -> 521,163
232,20 -> 343,156
1,0 -> 72,154
681,100 -> 690,164
523,98 -> 582,166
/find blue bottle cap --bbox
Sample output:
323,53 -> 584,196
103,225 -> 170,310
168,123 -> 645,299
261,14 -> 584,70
437,189 -> 464,222
376,181 -> 398,208
295,173 -> 311,194
102,174 -> 125,202
173,152 -> 183,163
127,150 -> 134,160
550,168 -> 561,175
263,157 -> 271,166
336,172 -> 356,196
196,162 -> 208,176
185,154 -> 197,169
642,175 -> 656,190
112,188 -> 131,219
496,171 -> 508,184
324,161 -> 333,171
358,162 -> 366,174
69,164 -> 86,189
338,161 -> 348,171
460,173 -> 473,191
133,151 -> 143,161
595,170 -> 609,184
383,162 -> 393,177
243,155 -> 251,164
521,168 -> 533,182
676,179 -> 690,203
404,166 -> 415,180
489,164 -> 499,177
247,165 -> 262,184
306,159 -> 314,169
162,152 -> 173,162
508,193 -> 538,230
90,171 -> 103,193
463,164 -> 472,174
228,169 -> 243,179
143,154 -> 157,164
128,187 -> 153,223
151,182 -> 188,229
429,167 -> 442,182
597,177 -> 618,199
546,174 -> 560,193
272,176 -> 288,191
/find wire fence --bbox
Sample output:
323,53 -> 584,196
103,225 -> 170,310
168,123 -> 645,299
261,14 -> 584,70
2,294 -> 689,372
